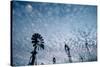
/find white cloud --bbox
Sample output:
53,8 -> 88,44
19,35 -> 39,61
26,4 -> 33,13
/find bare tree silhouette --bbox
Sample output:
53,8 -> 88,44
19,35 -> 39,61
72,25 -> 97,61
28,33 -> 44,65
78,30 -> 91,55
64,43 -> 72,63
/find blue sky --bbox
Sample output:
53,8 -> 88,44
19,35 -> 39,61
12,1 -> 97,66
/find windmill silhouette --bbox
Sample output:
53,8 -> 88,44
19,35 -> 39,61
28,33 -> 44,65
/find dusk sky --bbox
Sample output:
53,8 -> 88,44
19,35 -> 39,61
12,1 -> 97,66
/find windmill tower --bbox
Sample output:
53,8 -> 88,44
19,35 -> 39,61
28,33 -> 44,65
